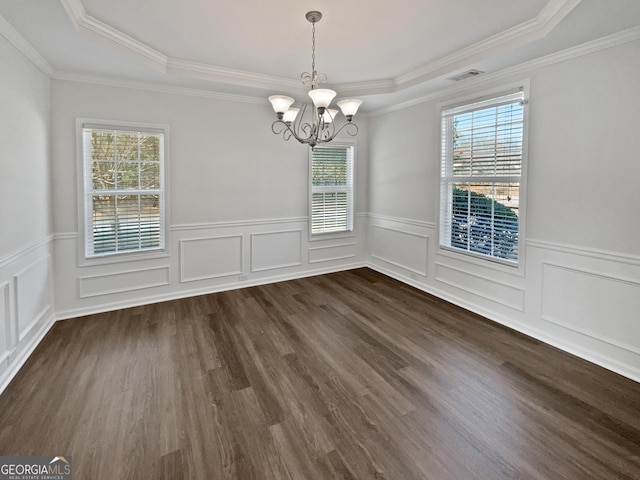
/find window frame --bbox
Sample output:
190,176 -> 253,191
437,82 -> 529,272
308,143 -> 356,239
76,118 -> 170,266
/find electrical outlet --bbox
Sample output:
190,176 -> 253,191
238,275 -> 248,282
8,350 -> 17,364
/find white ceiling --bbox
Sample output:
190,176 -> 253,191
1,0 -> 639,110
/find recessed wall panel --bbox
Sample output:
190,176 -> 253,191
370,225 -> 428,276
436,263 -> 525,311
251,230 -> 302,272
542,263 -> 640,353
0,282 -> 9,360
14,256 -> 51,340
308,243 -> 356,264
180,235 -> 243,282
79,266 -> 170,298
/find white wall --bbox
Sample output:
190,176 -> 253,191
0,32 -> 55,391
367,38 -> 640,381
51,80 -> 369,318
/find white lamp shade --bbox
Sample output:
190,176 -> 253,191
337,99 -> 363,117
322,109 -> 339,123
308,88 -> 337,109
268,95 -> 295,114
283,107 -> 300,123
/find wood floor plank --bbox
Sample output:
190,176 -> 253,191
0,268 -> 639,479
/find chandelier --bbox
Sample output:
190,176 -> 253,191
268,11 -> 362,148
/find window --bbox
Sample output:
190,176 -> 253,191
310,145 -> 354,235
440,89 -> 526,264
82,125 -> 166,258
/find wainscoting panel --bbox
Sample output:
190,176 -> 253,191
435,262 -> 525,311
370,225 -> 428,276
55,218 -> 367,320
180,235 -> 243,282
0,239 -> 55,396
542,262 -> 640,355
79,266 -> 170,298
14,256 -> 51,341
308,243 -> 357,264
365,215 -> 637,381
251,230 -> 302,272
0,282 -> 9,363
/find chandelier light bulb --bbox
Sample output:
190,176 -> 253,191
283,107 -> 300,124
308,88 -> 337,111
268,95 -> 295,118
337,99 -> 363,121
322,109 -> 339,124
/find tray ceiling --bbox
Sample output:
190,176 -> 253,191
1,0 -> 639,109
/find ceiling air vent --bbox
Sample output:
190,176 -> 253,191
448,69 -> 484,81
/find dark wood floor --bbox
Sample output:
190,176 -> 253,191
0,268 -> 638,479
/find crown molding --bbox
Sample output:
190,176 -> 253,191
58,0 -> 83,30
57,0 -> 583,96
0,12 -> 54,75
60,0 -> 167,69
59,0 -> 307,91
395,0 -> 582,89
166,59 -> 304,93
370,25 -> 640,117
53,71 -> 268,105
332,79 -> 399,97
51,23 -> 640,110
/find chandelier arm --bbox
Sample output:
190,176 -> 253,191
272,117 -> 358,146
312,121 -> 359,145
294,103 -> 324,145
330,122 -> 359,139
299,122 -> 313,136
272,120 -> 318,145
272,120 -> 301,142
271,121 -> 288,136
295,101 -> 315,140
321,117 -> 335,141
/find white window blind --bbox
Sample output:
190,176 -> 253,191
311,145 -> 354,234
82,127 -> 165,257
440,90 -> 525,264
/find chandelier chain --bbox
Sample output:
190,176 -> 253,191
311,21 -> 316,83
